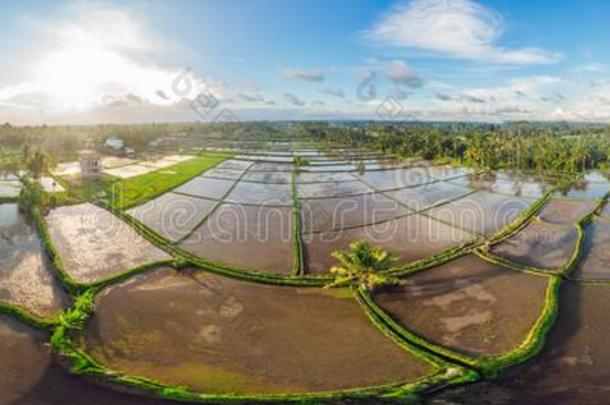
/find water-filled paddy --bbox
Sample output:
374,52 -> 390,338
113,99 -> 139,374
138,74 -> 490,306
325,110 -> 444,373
449,171 -> 555,198
0,204 -> 67,318
374,254 -> 550,356
490,220 -> 579,270
296,171 -> 356,183
300,192 -> 408,233
0,314 -> 167,404
0,181 -> 21,197
304,214 -> 474,274
174,177 -> 236,200
571,219 -> 610,280
81,267 -> 432,394
538,198 -> 598,225
429,283 -> 610,403
127,192 -> 217,242
384,181 -> 473,211
241,170 -> 292,183
45,203 -> 171,283
179,204 -> 294,273
201,167 -> 245,180
425,191 -> 534,235
297,180 -> 372,198
225,181 -> 292,206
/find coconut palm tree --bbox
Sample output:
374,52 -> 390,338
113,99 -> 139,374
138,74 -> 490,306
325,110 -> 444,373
325,241 -> 403,292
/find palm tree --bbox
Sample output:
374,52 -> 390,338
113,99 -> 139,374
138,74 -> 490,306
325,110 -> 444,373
325,241 -> 403,292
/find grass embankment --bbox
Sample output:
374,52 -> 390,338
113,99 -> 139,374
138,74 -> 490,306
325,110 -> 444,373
54,152 -> 231,210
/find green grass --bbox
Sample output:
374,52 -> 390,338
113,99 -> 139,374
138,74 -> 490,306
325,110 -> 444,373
53,152 -> 231,210
111,153 -> 230,210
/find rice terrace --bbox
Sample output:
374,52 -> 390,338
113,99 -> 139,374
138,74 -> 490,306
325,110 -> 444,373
2,1 -> 610,404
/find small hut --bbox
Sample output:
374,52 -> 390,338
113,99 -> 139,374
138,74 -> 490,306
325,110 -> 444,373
79,150 -> 101,180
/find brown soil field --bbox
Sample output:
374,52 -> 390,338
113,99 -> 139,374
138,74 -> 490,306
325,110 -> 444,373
373,254 -> 550,356
81,267 -> 432,394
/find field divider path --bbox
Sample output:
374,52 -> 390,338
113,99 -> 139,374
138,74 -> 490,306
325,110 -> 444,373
305,188 -> 478,235
172,161 -> 256,246
359,272 -> 562,378
291,168 -> 305,275
387,189 -> 553,278
48,280 -> 471,403
101,192 -> 335,287
349,171 -> 483,237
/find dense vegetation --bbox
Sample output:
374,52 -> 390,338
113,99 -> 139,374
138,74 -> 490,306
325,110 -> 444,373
299,121 -> 610,173
326,241 -> 403,292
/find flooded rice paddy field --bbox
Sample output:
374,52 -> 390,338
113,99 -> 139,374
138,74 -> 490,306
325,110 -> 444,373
374,255 -> 550,356
0,314 -> 170,405
179,204 -> 294,273
490,220 -> 580,271
3,142 -> 610,402
429,283 -> 610,404
45,203 -> 171,283
0,204 -> 68,319
81,266 -> 432,394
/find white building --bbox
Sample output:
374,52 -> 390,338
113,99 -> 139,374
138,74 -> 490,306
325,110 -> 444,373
79,150 -> 102,180
105,136 -> 124,150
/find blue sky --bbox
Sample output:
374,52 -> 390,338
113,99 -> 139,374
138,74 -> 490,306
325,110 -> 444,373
1,0 -> 609,124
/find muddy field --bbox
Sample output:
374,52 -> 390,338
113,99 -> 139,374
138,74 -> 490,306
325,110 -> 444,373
490,220 -> 579,270
374,255 -> 550,356
429,283 -> 610,403
0,204 -> 67,318
174,177 -> 236,200
571,219 -> 610,280
179,204 -> 294,273
300,192 -> 408,233
304,214 -> 474,274
45,204 -> 171,283
449,171 -> 555,198
538,198 -> 598,224
126,192 -> 217,242
81,267 -> 432,394
425,191 -> 534,235
0,315 -> 169,405
384,181 -> 473,211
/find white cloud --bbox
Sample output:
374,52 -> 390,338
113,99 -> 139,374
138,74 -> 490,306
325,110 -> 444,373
283,92 -> 306,106
0,4 -> 221,120
384,60 -> 423,87
281,68 -> 326,82
575,63 -> 606,73
321,88 -> 345,98
364,0 -> 561,65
